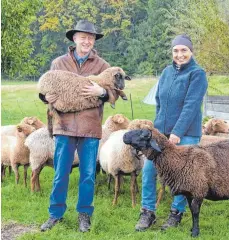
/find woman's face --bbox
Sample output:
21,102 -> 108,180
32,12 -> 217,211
172,45 -> 192,65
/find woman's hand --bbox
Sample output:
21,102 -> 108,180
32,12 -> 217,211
81,81 -> 104,97
169,134 -> 180,145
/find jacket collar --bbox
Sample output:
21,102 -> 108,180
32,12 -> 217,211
172,57 -> 196,71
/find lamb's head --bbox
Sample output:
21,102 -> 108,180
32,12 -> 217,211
128,119 -> 153,131
101,67 -> 131,90
203,118 -> 229,135
123,129 -> 162,160
104,114 -> 130,131
16,123 -> 36,138
21,116 -> 45,129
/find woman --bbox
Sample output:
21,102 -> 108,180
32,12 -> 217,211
135,34 -> 208,231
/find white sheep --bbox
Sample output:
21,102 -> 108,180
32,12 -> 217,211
123,127 -> 229,237
25,114 -> 130,192
1,123 -> 36,186
99,119 -> 154,207
1,116 -> 45,137
38,67 -> 131,112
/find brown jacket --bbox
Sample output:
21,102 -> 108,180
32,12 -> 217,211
50,46 -> 110,138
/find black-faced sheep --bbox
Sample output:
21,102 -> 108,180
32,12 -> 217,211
38,67 -> 131,112
99,119 -> 154,207
123,128 -> 229,237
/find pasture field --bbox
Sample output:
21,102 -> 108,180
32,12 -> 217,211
1,76 -> 229,240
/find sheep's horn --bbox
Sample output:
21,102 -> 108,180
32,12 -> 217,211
110,103 -> 115,109
150,140 -> 161,152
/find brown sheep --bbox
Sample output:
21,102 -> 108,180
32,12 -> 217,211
202,118 -> 229,135
38,67 -> 131,112
123,128 -> 229,237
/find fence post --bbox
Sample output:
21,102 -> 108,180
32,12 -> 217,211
130,93 -> 134,120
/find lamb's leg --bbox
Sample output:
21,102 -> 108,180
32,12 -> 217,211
108,173 -> 112,190
187,197 -> 203,237
35,166 -> 44,192
107,89 -> 116,109
116,89 -> 128,100
8,166 -> 12,176
130,171 -> 137,208
135,177 -> 139,193
1,165 -> 6,182
112,174 -> 121,205
156,185 -> 165,208
12,164 -> 20,184
47,105 -> 53,138
23,164 -> 29,187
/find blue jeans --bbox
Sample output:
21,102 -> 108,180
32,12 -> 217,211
49,135 -> 99,219
141,136 -> 200,213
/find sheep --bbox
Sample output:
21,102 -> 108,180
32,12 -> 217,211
25,114 -> 130,192
24,127 -> 78,192
38,67 -> 131,113
123,128 -> 229,237
200,135 -> 228,146
202,118 -> 229,136
1,116 -> 45,137
1,123 -> 36,186
99,119 -> 154,207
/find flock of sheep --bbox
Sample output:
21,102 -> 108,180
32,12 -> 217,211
2,67 -> 229,237
1,114 -> 229,236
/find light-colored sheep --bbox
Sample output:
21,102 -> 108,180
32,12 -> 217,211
200,135 -> 228,146
38,67 -> 131,112
1,123 -> 36,186
25,114 -> 130,192
123,128 -> 229,237
1,116 -> 45,137
202,118 -> 229,135
99,119 -> 154,207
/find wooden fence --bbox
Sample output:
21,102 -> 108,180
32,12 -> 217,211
203,95 -> 229,121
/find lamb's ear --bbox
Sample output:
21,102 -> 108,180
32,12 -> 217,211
150,140 -> 161,152
125,75 -> 131,80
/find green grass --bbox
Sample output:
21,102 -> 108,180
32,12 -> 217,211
1,77 -> 229,240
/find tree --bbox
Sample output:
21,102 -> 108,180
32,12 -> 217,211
1,0 -> 41,78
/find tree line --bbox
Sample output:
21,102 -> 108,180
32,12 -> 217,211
2,0 -> 229,79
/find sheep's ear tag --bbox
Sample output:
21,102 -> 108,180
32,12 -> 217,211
150,140 -> 161,152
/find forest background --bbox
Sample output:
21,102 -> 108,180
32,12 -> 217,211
2,0 -> 229,80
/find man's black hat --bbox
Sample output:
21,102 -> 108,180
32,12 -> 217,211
66,20 -> 104,42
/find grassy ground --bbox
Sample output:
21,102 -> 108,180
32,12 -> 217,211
1,76 -> 229,240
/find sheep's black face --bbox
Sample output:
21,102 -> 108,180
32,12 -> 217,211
123,129 -> 152,150
114,73 -> 125,90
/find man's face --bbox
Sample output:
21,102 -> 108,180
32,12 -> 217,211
172,45 -> 192,65
73,32 -> 96,56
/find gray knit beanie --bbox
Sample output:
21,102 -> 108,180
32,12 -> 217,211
171,34 -> 193,52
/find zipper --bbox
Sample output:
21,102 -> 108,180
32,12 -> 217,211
163,68 -> 179,134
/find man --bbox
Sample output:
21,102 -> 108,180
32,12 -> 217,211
40,20 -> 111,233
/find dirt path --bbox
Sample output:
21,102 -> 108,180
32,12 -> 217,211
1,222 -> 38,240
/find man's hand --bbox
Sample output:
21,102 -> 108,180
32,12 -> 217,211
45,93 -> 58,104
81,81 -> 104,97
169,134 -> 180,145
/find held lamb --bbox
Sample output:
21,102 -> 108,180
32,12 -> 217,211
38,67 -> 131,112
99,119 -> 153,207
123,128 -> 229,237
